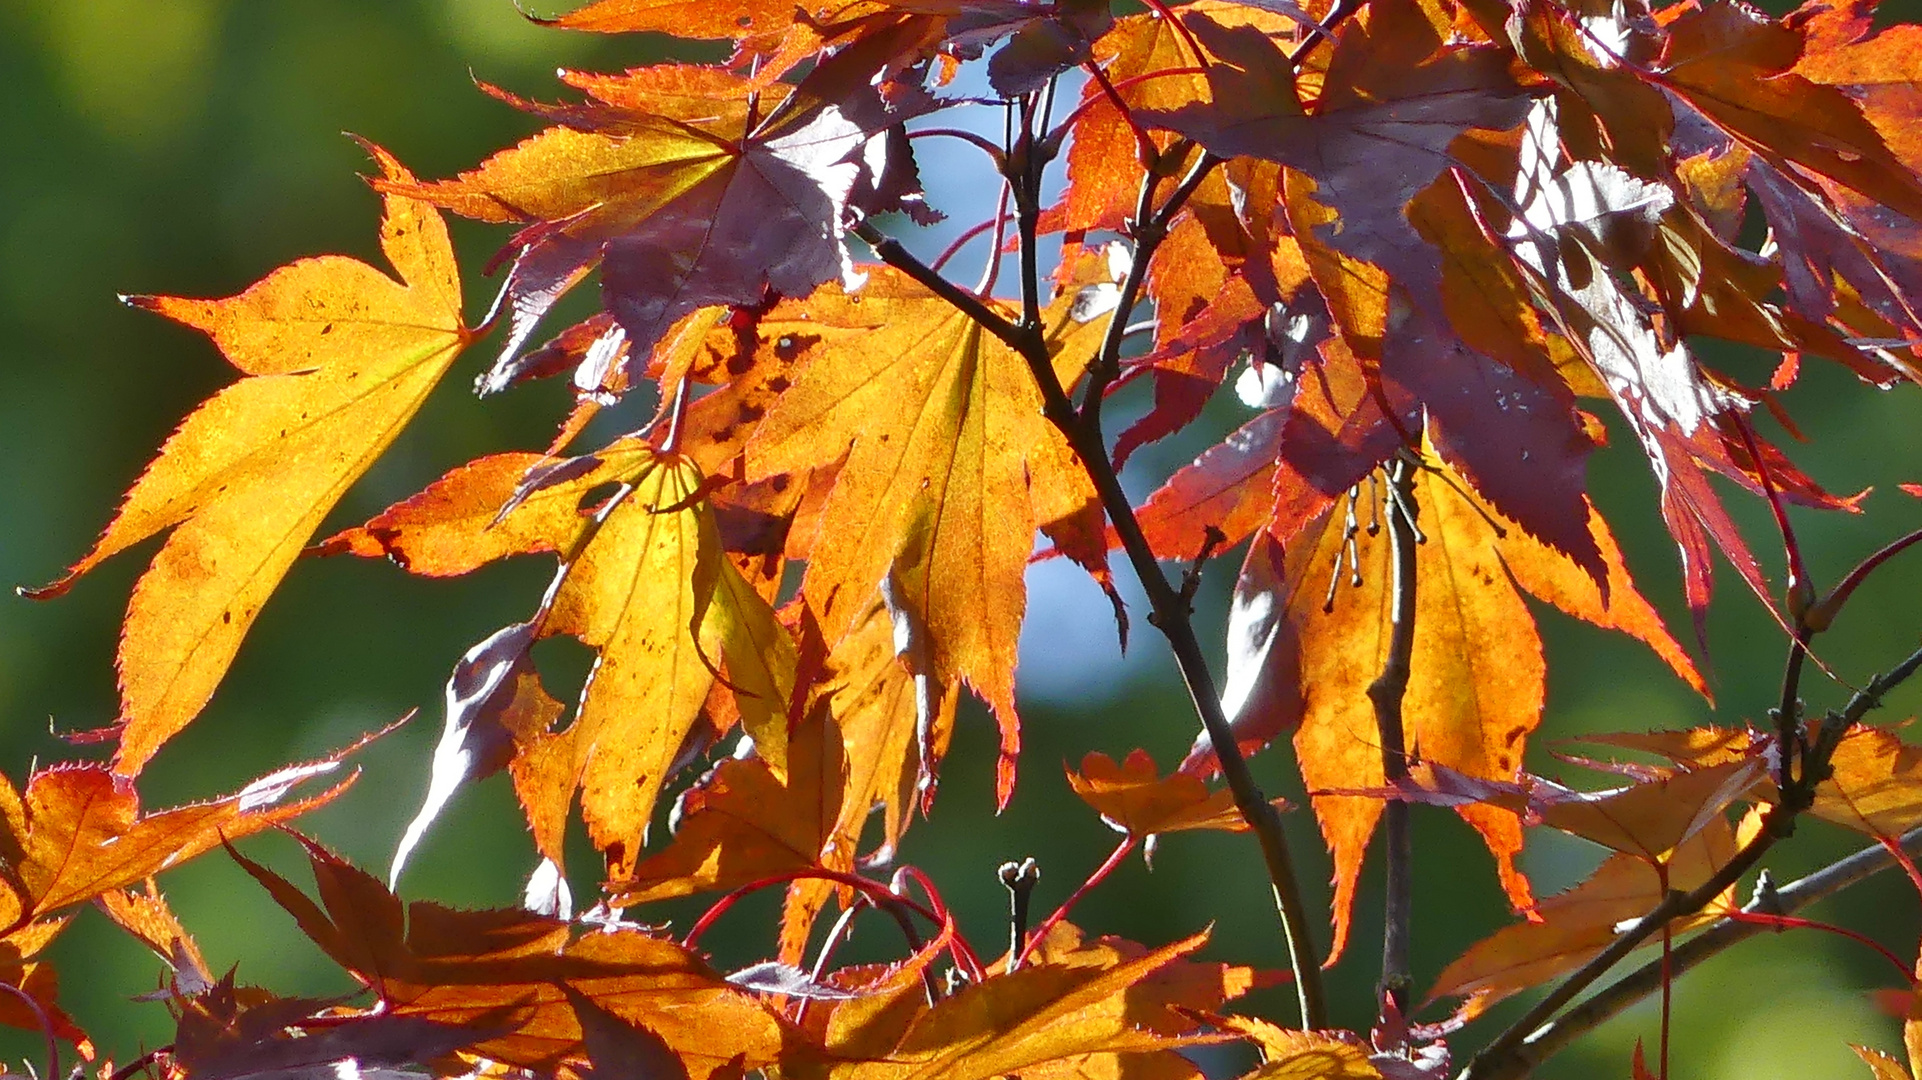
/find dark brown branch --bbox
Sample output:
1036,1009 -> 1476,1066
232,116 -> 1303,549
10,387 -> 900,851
1774,629 -> 1810,792
1026,155 -> 1326,1029
852,219 -> 1027,352
1508,823 -> 1922,1074
1079,147 -> 1217,434
1012,95 -> 1047,334
1369,456 -> 1420,1016
860,130 -> 1327,1024
1462,639 -> 1922,1080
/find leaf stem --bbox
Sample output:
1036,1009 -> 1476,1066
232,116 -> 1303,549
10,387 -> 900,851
1368,456 -> 1420,1016
1018,836 -> 1137,968
0,980 -> 60,1080
1811,525 -> 1922,632
681,867 -> 940,949
1462,639 -> 1922,1080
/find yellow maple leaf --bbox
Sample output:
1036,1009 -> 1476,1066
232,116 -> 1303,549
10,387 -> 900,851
26,144 -> 469,774
744,265 -> 1103,805
510,443 -> 796,875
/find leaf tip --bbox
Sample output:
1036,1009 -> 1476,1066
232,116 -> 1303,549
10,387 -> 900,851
16,578 -> 71,601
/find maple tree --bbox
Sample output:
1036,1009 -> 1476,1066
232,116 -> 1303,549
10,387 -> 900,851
19,0 -> 1922,1076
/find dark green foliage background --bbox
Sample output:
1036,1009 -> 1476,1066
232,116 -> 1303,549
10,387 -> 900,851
4,1 -> 1922,1076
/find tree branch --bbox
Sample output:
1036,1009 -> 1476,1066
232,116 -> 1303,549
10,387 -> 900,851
851,220 -> 1027,353
1079,147 -> 1218,434
1461,639 -> 1922,1080
1369,456 -> 1420,1015
858,127 -> 1327,1025
1508,823 -> 1922,1074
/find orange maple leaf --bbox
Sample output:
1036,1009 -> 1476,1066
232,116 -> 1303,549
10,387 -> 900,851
1067,749 -> 1286,841
231,837 -> 786,1076
743,265 -> 1105,806
794,925 -> 1238,1080
1213,1014 -> 1385,1080
322,436 -> 800,874
0,747 -> 362,1053
615,707 -> 849,907
512,443 -> 798,876
25,145 -> 469,774
1428,812 -> 1745,1019
1216,453 -> 1703,960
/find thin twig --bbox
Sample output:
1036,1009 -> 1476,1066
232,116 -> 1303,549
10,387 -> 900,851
1506,824 -> 1922,1075
1810,525 -> 1922,632
1018,836 -> 1137,968
107,1047 -> 170,1080
1079,147 -> 1217,435
1368,456 -> 1420,1016
1462,640 -> 1922,1080
1462,818 -> 1786,1080
852,220 -> 1026,352
999,858 -> 1041,969
1287,0 -> 1368,67
1012,93 -> 1047,332
0,980 -> 59,1080
1774,629 -> 1810,792
1735,415 -> 1812,791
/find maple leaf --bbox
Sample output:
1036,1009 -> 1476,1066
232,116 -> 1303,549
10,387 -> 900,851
2,747 -> 362,927
1428,812 -> 1744,1018
614,707 -> 848,907
97,884 -> 213,996
1859,1047 -> 1915,1080
315,451 -> 597,575
1654,1 -> 1922,224
539,0 -> 836,37
0,745 -> 363,1052
1139,6 -> 1617,576
1141,1 -> 1534,277
566,984 -> 747,1080
792,926 -> 1238,1080
389,621 -> 564,887
742,265 -> 1105,806
818,595 -> 958,861
1201,452 -> 1702,960
24,145 -> 470,774
387,66 -> 914,390
1214,1014 -> 1386,1080
513,444 -> 798,875
231,837 -> 787,1075
746,596 -> 963,964
1046,7 -> 1301,236
1590,723 -> 1922,842
1528,758 -> 1764,861
168,972 -> 521,1080
323,437 -> 797,874
1066,749 -> 1287,841
0,918 -> 83,1055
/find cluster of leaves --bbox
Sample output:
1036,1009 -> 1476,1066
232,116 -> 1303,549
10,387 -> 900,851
21,0 -> 1922,1077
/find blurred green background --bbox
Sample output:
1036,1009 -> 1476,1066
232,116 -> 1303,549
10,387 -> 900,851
4,1 -> 1922,1076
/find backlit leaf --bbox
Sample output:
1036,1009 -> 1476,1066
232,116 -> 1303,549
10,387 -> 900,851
744,265 -> 1103,806
231,837 -> 786,1075
26,146 -> 468,773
